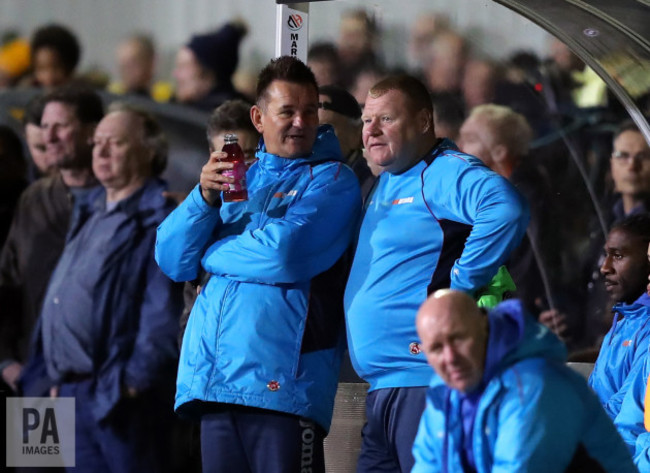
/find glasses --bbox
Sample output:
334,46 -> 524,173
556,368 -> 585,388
612,150 -> 650,164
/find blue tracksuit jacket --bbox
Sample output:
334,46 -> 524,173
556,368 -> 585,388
590,293 -> 650,419
344,139 -> 529,391
155,125 -> 362,431
615,349 -> 650,470
412,300 -> 636,473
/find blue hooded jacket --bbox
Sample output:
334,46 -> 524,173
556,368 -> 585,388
155,125 -> 362,431
589,293 -> 650,419
412,300 -> 636,473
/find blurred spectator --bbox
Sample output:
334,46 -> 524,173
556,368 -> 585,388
20,103 -> 182,472
458,104 -> 561,324
178,98 -> 260,345
350,64 -> 386,108
431,92 -> 465,142
308,41 -> 341,87
406,12 -> 450,73
22,94 -> 54,180
423,29 -> 468,98
548,38 -> 607,110
108,33 -> 173,102
0,86 -> 102,395
29,24 -> 81,89
337,9 -> 382,88
173,22 -> 248,111
579,120 -> 650,348
205,99 -> 258,164
0,37 -> 30,88
318,85 -> 375,198
462,59 -> 499,111
0,126 -> 28,248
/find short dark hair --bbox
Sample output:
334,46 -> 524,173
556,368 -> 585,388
206,99 -> 257,145
31,24 -> 81,75
107,102 -> 168,176
611,213 -> 650,245
0,125 -> 27,181
369,74 -> 433,116
23,94 -> 46,127
255,56 -> 318,108
308,42 -> 340,65
42,85 -> 104,125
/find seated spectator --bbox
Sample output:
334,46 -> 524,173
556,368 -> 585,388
108,33 -> 172,102
20,103 -> 183,472
589,214 -> 650,419
318,84 -> 375,198
308,42 -> 341,87
173,22 -> 248,111
22,94 -> 54,180
406,12 -> 450,73
422,29 -> 467,99
336,9 -> 382,89
412,289 -> 636,472
461,58 -> 499,111
458,104 -> 560,319
29,24 -> 81,89
430,92 -> 465,142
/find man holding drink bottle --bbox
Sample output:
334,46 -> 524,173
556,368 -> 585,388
155,56 -> 361,473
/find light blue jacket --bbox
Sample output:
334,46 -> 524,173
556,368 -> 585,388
590,293 -> 650,419
155,125 -> 362,431
614,348 -> 650,470
345,140 -> 529,391
412,300 -> 636,473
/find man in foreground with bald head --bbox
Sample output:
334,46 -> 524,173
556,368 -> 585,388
411,290 -> 636,472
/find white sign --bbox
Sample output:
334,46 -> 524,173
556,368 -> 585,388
6,397 -> 75,467
276,4 -> 309,62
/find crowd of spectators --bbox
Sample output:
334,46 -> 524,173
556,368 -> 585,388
1,7 -> 650,472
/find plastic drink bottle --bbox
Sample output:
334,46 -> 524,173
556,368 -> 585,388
221,133 -> 248,202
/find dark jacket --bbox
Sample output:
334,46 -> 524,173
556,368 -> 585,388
21,178 -> 183,422
0,174 -> 73,364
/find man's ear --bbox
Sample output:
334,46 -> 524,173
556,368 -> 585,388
418,109 -> 433,134
250,105 -> 264,134
84,123 -> 97,146
490,144 -> 508,164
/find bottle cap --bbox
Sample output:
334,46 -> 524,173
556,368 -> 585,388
224,133 -> 239,144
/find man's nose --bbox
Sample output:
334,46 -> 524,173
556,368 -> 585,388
42,126 -> 56,143
442,345 -> 458,365
94,140 -> 109,157
364,119 -> 380,136
600,255 -> 613,274
292,113 -> 307,128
